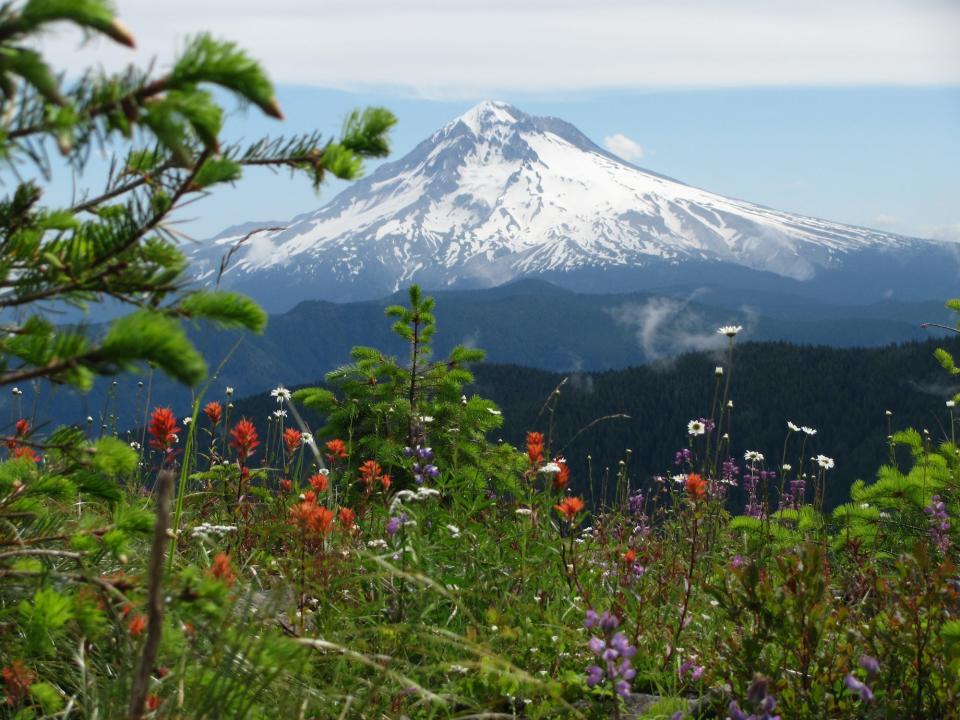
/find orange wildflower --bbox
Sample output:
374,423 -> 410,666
2,660 -> 35,706
380,473 -> 392,491
526,431 -> 544,466
283,428 -> 302,451
685,473 -> 708,501
210,552 -> 236,587
14,418 -> 29,437
623,549 -> 637,564
325,439 -> 348,461
203,401 -> 222,425
309,473 -> 328,493
553,459 -> 570,490
147,407 -> 180,452
555,496 -> 585,521
229,419 -> 260,462
338,507 -> 356,529
358,460 -> 382,486
128,612 -> 147,637
12,445 -> 39,463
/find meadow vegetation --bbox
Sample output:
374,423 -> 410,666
0,3 -> 957,718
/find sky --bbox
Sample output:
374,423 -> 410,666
31,0 -> 960,242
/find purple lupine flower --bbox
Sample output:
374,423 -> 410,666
585,665 -> 603,687
584,609 -> 599,629
628,491 -> 645,515
701,417 -> 716,433
583,609 -> 636,702
721,458 -> 740,486
386,512 -> 408,536
859,655 -> 880,678
925,495 -> 951,552
844,674 -> 874,702
588,636 -> 606,655
674,448 -> 692,466
727,701 -> 748,720
599,611 -> 620,632
731,554 -> 744,569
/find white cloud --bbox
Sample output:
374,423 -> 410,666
873,214 -> 899,227
603,133 -> 644,161
32,0 -> 960,97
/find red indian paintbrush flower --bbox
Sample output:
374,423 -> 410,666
12,446 -> 39,463
229,419 -> 260,462
2,660 -> 35,706
14,418 -> 29,437
309,473 -> 328,493
147,407 -> 180,452
555,496 -> 585,521
553,459 -> 570,490
358,460 -> 382,486
526,431 -> 544,466
325,438 -> 348,461
210,552 -> 236,587
685,473 -> 708,501
128,612 -> 147,637
203,401 -> 222,425
283,428 -> 302,451
289,495 -> 335,536
338,507 -> 356,529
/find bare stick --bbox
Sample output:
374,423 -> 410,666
128,468 -> 174,719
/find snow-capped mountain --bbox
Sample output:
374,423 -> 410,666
192,101 -> 951,310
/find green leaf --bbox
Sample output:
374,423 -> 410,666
194,155 -> 242,188
99,310 -> 207,386
28,682 -> 64,714
92,436 -> 138,478
0,46 -> 63,105
178,290 -> 266,332
171,34 -> 282,119
18,0 -> 135,47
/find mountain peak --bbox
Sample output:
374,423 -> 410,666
453,100 -> 522,134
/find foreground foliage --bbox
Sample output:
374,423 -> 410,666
1,284 -> 959,718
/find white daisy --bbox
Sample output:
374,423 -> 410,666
273,409 -> 287,419
671,473 -> 687,484
687,420 -> 706,436
801,426 -> 817,436
948,400 -> 956,408
715,366 -> 724,376
744,450 -> 764,462
271,386 -> 291,403
717,325 -> 743,337
183,417 -> 192,425
816,455 -> 835,470
225,386 -> 234,396
787,421 -> 800,432
301,432 -> 314,445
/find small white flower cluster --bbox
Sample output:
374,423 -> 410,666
10,387 -> 22,396
515,507 -> 533,516
367,539 -> 388,549
540,461 -> 562,474
389,486 -> 441,512
191,523 -> 237,538
446,524 -> 461,538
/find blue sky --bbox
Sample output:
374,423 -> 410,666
32,1 -> 960,242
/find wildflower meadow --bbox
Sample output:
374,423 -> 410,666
0,3 -> 958,719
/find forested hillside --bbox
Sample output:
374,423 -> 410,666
225,336 -> 960,510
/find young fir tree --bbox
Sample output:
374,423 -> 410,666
294,285 -> 513,497
0,0 -> 395,392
